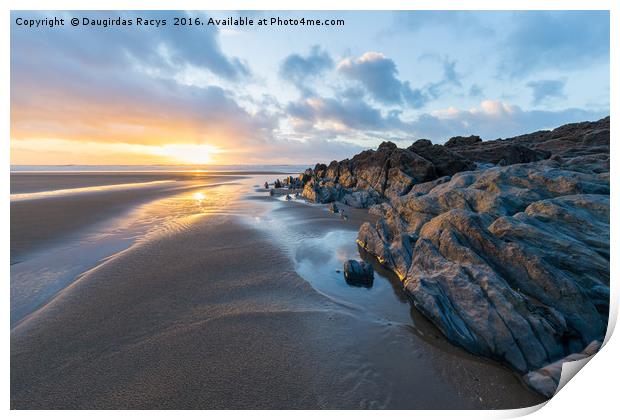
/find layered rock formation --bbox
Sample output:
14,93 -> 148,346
291,116 -> 610,395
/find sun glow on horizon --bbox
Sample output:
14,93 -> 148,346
150,143 -> 221,165
10,137 -> 224,165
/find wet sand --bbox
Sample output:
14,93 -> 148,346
10,174 -> 547,409
11,173 -> 242,262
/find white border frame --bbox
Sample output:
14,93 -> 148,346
2,2 -> 617,419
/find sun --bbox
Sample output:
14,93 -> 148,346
154,143 -> 220,165
192,192 -> 206,201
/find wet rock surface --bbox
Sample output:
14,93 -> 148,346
343,260 -> 374,287
282,117 -> 610,395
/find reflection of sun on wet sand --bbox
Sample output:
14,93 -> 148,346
10,171 -> 545,409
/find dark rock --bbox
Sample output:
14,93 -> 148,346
288,116 -> 610,395
343,260 -> 374,287
325,160 -> 340,180
289,116 -> 609,396
449,142 -> 551,166
408,139 -> 476,177
264,181 -> 269,189
314,163 -> 328,178
501,116 -> 609,159
445,135 -> 482,148
357,158 -> 609,375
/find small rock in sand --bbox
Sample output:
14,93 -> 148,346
343,260 -> 374,286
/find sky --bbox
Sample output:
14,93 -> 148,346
10,10 -> 610,165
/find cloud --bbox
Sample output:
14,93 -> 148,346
279,45 -> 334,94
10,10 -> 284,165
409,100 -> 607,141
527,79 -> 566,104
10,10 -> 610,165
469,84 -> 484,97
500,11 -> 609,77
337,52 -> 427,107
425,59 -> 462,99
286,95 -> 401,132
338,52 -> 465,109
11,11 -> 250,82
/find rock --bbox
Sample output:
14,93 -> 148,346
445,135 -> 482,148
501,116 -> 609,159
339,189 -> 382,208
357,158 -> 609,375
264,181 -> 269,189
447,142 -> 551,166
524,341 -> 601,397
274,179 -> 282,188
302,179 -> 342,203
328,202 -> 339,213
325,160 -> 340,180
288,116 -> 609,396
283,116 -> 609,395
409,140 -> 476,176
343,260 -> 374,287
314,163 -> 328,178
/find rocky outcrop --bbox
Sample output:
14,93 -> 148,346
357,154 -> 609,379
408,139 -> 476,176
495,116 -> 610,159
293,118 -> 612,209
298,141 -> 474,208
446,141 -> 551,166
282,116 -> 610,395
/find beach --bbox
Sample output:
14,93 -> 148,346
10,171 -> 546,409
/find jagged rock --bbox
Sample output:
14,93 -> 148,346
339,189 -> 382,208
445,135 -> 482,148
281,116 -> 609,395
357,158 -> 609,375
524,341 -> 601,397
284,116 -> 609,395
337,159 -> 356,188
448,142 -> 551,166
343,260 -> 374,287
302,179 -> 342,203
314,163 -> 328,178
502,116 -> 610,159
325,160 -> 340,180
409,139 -> 476,176
408,176 -> 451,196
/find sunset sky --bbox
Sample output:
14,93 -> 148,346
10,10 -> 610,165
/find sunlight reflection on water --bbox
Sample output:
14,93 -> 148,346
11,179 -> 250,327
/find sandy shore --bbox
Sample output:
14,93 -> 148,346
11,173 -> 242,262
10,174 -> 546,409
